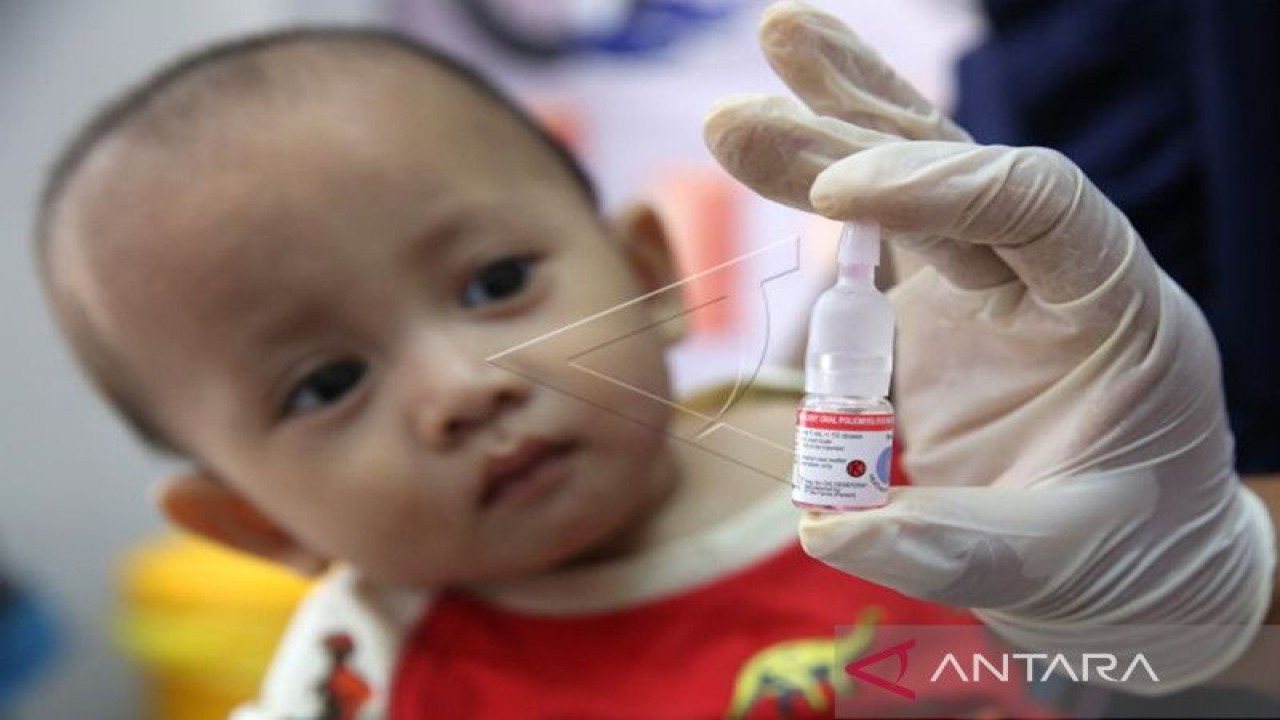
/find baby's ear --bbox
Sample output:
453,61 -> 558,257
611,203 -> 687,345
153,470 -> 328,576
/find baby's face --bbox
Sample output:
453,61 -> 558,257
54,78 -> 679,585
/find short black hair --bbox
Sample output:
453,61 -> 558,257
36,26 -> 598,456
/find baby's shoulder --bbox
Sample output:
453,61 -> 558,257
232,568 -> 431,719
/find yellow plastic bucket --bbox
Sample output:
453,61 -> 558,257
116,534 -> 311,720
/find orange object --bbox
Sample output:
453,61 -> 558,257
650,165 -> 741,336
528,98 -> 588,157
116,533 -> 311,720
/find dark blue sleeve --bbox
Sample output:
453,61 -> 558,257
0,572 -> 60,708
954,0 -> 1280,475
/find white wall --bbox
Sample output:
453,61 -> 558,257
0,3 -> 387,717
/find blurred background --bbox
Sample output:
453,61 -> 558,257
0,1 -> 982,717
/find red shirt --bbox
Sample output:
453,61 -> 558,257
391,541 -> 1044,719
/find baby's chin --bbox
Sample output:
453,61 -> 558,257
373,455 -> 680,588
546,472 -> 679,571
455,497 -> 669,588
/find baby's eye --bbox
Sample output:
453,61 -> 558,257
283,359 -> 367,417
461,256 -> 537,308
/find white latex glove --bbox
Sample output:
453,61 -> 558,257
705,1 -> 1276,695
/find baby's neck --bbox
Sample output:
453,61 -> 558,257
560,393 -> 797,568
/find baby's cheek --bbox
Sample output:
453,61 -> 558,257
270,432 -> 400,536
307,479 -> 465,586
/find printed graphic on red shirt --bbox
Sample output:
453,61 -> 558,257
725,607 -> 881,718
314,632 -> 372,720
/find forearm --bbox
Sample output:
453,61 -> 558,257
1251,474 -> 1280,625
1210,473 -> 1280,695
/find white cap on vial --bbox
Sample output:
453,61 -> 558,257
836,220 -> 881,268
805,221 -> 894,397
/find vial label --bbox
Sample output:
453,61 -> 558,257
792,410 -> 894,509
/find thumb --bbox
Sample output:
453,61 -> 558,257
811,141 -> 1136,303
798,480 -> 1150,609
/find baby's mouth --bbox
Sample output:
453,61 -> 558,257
480,439 -> 578,508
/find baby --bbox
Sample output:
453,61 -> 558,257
36,26 -> 1034,720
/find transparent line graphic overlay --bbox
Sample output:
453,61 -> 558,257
488,234 -> 803,484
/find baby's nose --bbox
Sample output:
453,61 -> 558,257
407,343 -> 529,449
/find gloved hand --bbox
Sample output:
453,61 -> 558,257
705,1 -> 1276,695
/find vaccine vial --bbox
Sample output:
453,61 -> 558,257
793,221 -> 895,511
